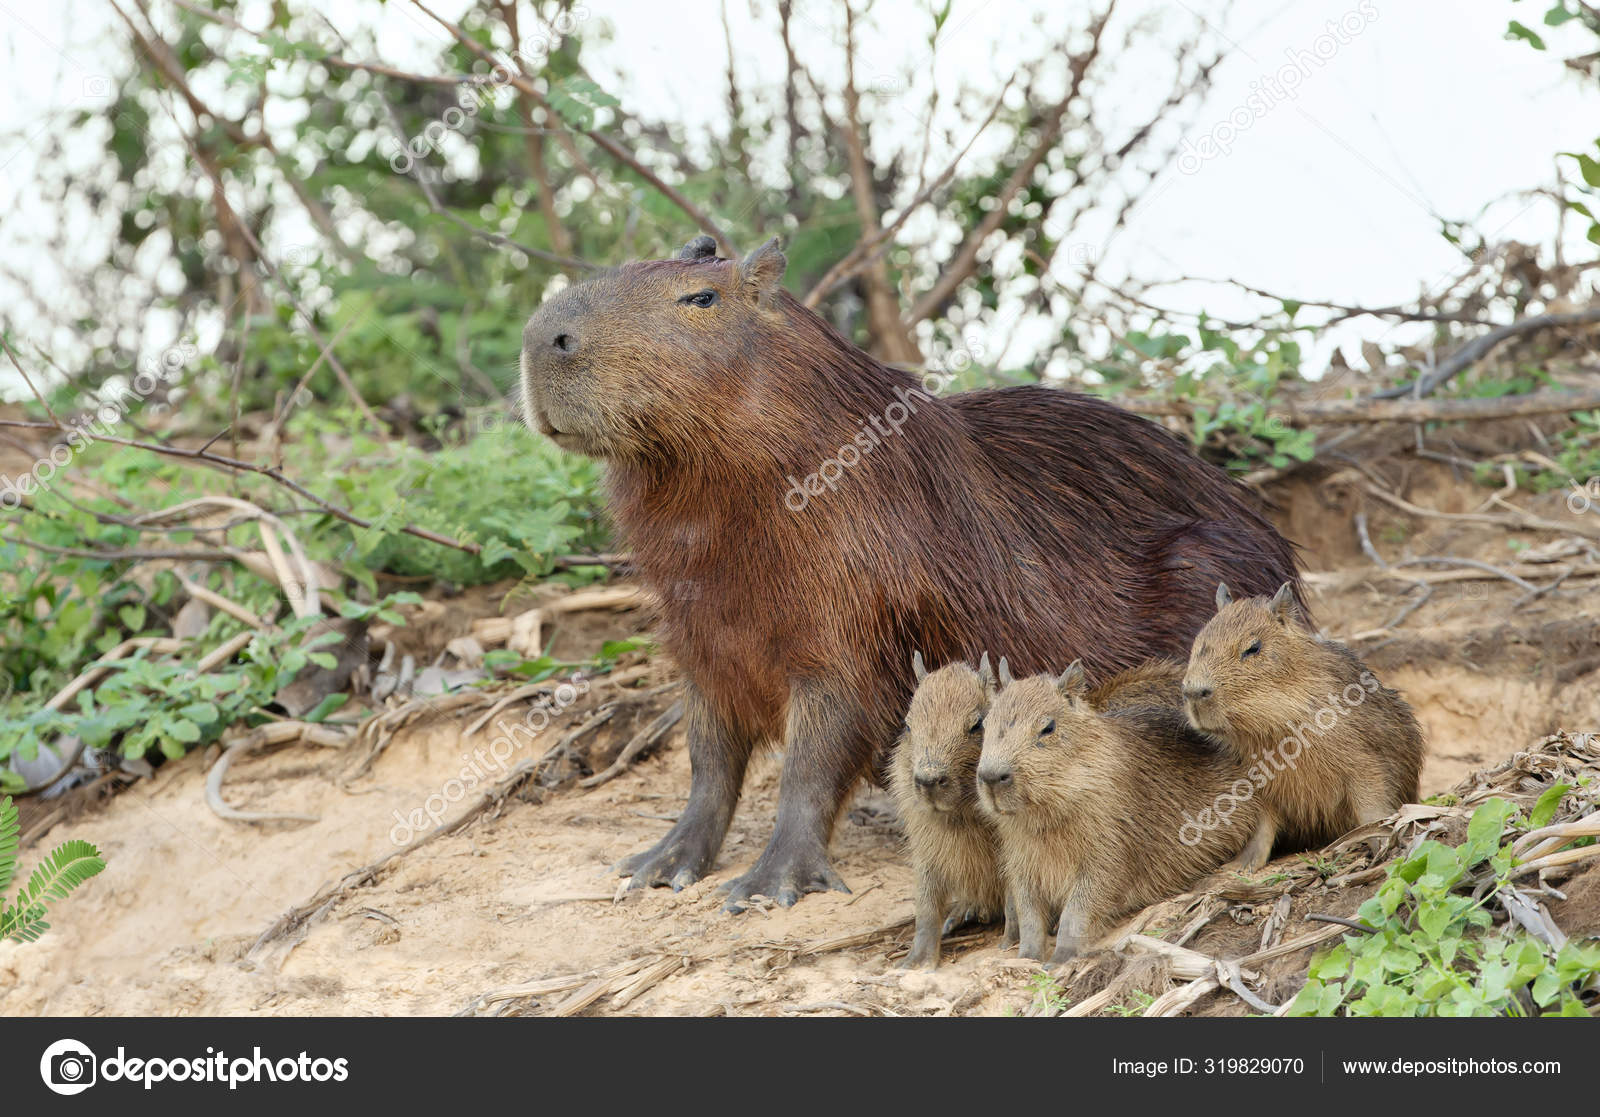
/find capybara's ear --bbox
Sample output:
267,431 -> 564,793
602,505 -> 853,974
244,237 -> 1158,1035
912,649 -> 928,682
997,656 -> 1014,689
739,237 -> 786,302
1214,582 -> 1233,612
1055,660 -> 1088,700
976,651 -> 995,690
678,234 -> 719,261
1270,581 -> 1302,625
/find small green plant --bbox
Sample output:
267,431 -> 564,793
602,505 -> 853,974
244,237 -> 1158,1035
1290,796 -> 1600,1016
0,796 -> 107,943
1104,990 -> 1156,1017
1026,970 -> 1071,1015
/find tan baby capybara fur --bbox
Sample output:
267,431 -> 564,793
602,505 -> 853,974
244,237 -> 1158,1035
977,662 -> 1257,964
890,652 -> 1011,969
1181,582 -> 1425,871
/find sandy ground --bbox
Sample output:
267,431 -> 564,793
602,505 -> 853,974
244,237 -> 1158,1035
4,461 -> 1599,1017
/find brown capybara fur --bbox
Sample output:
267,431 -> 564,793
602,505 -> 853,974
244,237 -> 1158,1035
518,234 -> 1303,909
977,663 -> 1257,964
890,652 -> 1012,969
1181,582 -> 1424,870
1002,655 -> 1188,713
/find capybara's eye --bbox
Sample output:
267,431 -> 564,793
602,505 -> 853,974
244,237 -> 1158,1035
679,289 -> 719,308
1040,719 -> 1055,736
1241,639 -> 1262,659
969,716 -> 984,734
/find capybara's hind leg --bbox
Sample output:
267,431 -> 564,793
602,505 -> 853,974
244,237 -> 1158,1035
1220,812 -> 1276,874
1001,891 -> 1018,949
721,680 -> 868,911
616,687 -> 754,891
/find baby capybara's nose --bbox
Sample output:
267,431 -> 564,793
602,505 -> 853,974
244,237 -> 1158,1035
913,773 -> 946,793
1183,682 -> 1214,702
978,767 -> 1012,790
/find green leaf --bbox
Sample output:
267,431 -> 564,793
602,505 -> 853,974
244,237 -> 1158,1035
1461,797 -> 1515,867
303,693 -> 349,723
167,718 -> 202,744
1506,19 -> 1547,48
1528,782 -> 1570,828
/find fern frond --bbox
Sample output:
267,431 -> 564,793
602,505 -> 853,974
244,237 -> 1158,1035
22,841 -> 106,904
1,899 -> 50,943
0,796 -> 18,897
2,836 -> 104,944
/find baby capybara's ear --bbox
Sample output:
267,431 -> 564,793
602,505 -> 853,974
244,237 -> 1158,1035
1055,660 -> 1088,700
738,237 -> 786,302
1269,581 -> 1302,626
976,651 -> 995,691
912,649 -> 928,682
677,234 -> 719,261
997,656 -> 1014,689
1214,582 -> 1233,612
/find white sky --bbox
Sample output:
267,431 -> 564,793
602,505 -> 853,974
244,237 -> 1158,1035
0,0 -> 1595,395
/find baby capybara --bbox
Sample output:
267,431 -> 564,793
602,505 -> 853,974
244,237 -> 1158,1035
1181,582 -> 1424,870
890,652 -> 1011,969
977,663 -> 1257,963
519,234 -> 1303,910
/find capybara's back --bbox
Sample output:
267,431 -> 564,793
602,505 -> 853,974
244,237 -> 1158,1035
978,664 -> 1255,963
1183,582 -> 1425,868
520,236 -> 1306,909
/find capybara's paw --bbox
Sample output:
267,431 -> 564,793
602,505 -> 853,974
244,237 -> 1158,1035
1047,938 -> 1081,966
941,905 -> 991,936
614,833 -> 715,892
896,949 -> 938,972
719,843 -> 850,912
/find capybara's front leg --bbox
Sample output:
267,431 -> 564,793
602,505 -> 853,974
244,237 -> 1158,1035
900,868 -> 949,970
1001,890 -> 1019,949
1048,887 -> 1091,966
721,679 -> 865,911
1015,891 -> 1052,961
616,687 -> 754,892
1220,812 -> 1277,874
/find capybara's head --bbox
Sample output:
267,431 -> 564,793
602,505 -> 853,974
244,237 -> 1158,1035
898,651 -> 995,813
977,658 -> 1104,818
519,235 -> 788,460
1182,581 -> 1310,734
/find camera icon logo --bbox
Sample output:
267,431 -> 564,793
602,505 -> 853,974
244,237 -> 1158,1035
40,1039 -> 98,1095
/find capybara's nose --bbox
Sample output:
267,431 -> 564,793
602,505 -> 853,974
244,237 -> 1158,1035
551,329 -> 579,354
1183,682 -> 1214,702
978,768 -> 1012,789
914,773 -> 946,793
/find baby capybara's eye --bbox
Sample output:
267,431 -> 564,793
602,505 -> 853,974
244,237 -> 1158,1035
969,716 -> 983,734
679,289 -> 718,308
1241,639 -> 1261,659
1040,719 -> 1055,736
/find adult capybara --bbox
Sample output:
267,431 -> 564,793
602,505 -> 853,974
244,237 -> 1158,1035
518,234 -> 1303,910
1181,582 -> 1424,870
977,663 -> 1257,963
891,652 -> 1011,970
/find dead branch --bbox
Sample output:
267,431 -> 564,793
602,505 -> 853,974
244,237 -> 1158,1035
1372,307 -> 1600,399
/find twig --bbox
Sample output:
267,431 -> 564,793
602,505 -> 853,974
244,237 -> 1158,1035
1372,307 -> 1600,399
1304,913 -> 1376,934
0,417 -> 482,555
408,0 -> 735,256
578,699 -> 685,789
